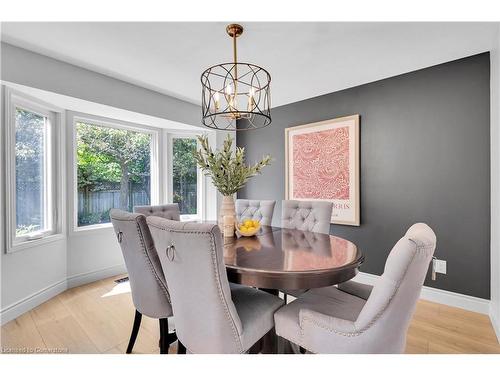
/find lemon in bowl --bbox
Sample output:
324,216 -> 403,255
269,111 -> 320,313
235,219 -> 261,237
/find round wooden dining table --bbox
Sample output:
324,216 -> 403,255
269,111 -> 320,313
223,225 -> 364,292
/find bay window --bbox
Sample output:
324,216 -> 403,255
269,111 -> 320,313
5,89 -> 214,250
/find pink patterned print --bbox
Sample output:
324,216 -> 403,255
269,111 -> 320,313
292,127 -> 350,199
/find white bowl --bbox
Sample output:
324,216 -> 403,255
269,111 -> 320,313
235,222 -> 261,237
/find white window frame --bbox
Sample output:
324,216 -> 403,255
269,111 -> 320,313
4,88 -> 65,253
70,113 -> 160,233
166,132 -> 205,221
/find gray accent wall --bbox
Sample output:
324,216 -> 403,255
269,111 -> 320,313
237,53 -> 491,299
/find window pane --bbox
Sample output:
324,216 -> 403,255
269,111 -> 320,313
172,138 -> 198,215
15,108 -> 47,236
76,122 -> 152,227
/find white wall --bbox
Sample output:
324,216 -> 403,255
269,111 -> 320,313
0,87 -> 3,321
0,239 -> 68,322
66,229 -> 124,288
490,24 -> 500,342
0,43 -> 202,127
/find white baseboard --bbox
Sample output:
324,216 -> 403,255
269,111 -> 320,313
1,263 -> 127,326
353,272 -> 490,315
66,263 -> 127,289
490,308 -> 500,343
0,279 -> 67,325
352,271 -> 381,285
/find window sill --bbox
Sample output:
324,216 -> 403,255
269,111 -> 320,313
70,223 -> 114,236
7,233 -> 65,254
180,215 -> 201,221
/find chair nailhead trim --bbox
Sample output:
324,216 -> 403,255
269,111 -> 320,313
135,219 -> 172,303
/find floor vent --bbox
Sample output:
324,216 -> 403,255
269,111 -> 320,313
114,276 -> 129,284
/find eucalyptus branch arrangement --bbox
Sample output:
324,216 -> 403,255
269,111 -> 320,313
194,134 -> 271,196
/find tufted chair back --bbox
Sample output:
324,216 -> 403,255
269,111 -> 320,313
235,199 -> 276,226
134,204 -> 181,221
109,209 -> 172,319
352,223 -> 436,352
281,200 -> 333,234
147,217 -> 245,353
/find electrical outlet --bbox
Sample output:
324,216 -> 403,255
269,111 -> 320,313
433,259 -> 447,274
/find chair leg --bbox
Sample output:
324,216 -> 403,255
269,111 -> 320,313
159,318 -> 170,354
126,310 -> 142,354
260,328 -> 278,354
283,293 -> 288,304
177,340 -> 187,354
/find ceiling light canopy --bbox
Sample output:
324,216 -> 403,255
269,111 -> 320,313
201,24 -> 271,131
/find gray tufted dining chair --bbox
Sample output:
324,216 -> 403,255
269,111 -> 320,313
281,200 -> 333,235
134,203 -> 181,221
236,199 -> 276,226
147,217 -> 285,353
274,223 -> 437,353
110,209 -> 177,354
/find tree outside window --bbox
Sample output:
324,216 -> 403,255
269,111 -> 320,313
76,122 -> 152,227
15,108 -> 47,236
172,138 -> 198,215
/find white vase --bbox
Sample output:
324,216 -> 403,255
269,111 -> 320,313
219,195 -> 236,227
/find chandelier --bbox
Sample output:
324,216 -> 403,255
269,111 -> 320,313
201,24 -> 271,131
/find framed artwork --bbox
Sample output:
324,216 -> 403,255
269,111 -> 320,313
285,114 -> 360,226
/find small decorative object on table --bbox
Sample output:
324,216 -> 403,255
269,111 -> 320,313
235,219 -> 261,237
194,134 -> 271,226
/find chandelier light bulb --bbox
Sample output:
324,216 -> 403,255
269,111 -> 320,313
213,91 -> 220,111
247,87 -> 256,112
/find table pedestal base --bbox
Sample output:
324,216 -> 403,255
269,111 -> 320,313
254,288 -> 305,354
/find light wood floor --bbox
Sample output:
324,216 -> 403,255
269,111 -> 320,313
1,275 -> 499,354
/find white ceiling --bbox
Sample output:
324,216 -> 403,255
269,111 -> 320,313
1,22 -> 498,108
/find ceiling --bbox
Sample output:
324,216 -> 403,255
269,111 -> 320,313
1,22 -> 498,108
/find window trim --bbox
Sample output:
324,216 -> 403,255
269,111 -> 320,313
70,113 -> 160,233
167,132 -> 205,221
4,88 -> 65,253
